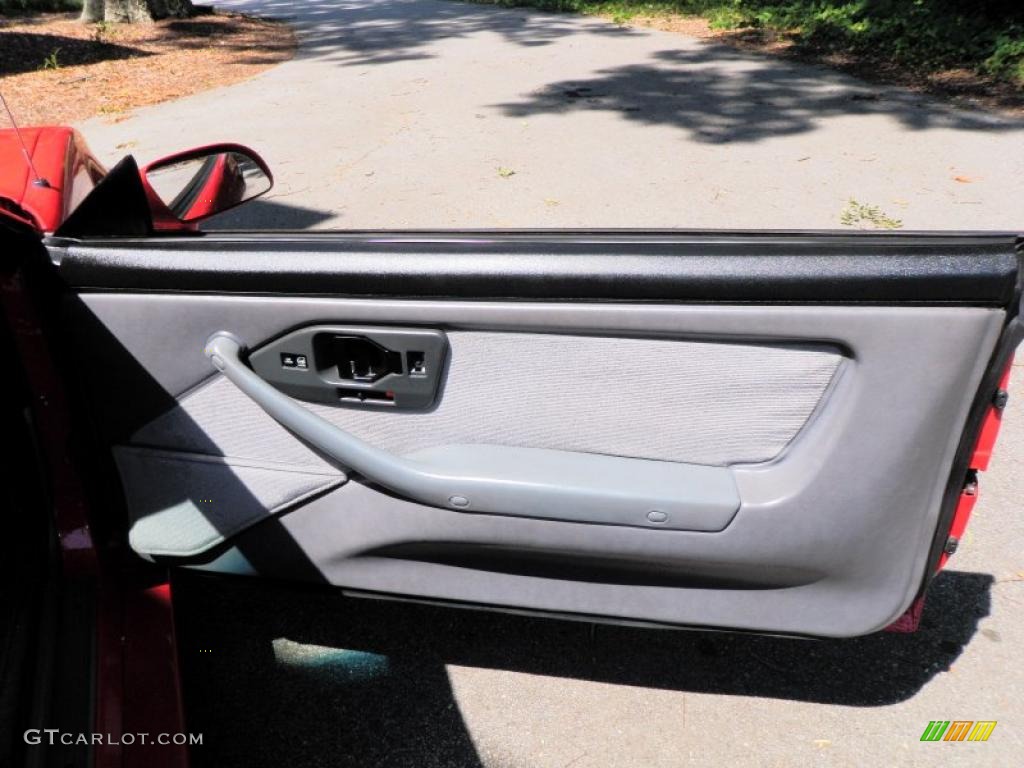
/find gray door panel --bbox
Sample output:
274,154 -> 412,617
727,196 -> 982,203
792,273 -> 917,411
69,294 -> 1003,636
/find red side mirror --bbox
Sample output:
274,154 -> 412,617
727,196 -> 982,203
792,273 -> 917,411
140,143 -> 272,231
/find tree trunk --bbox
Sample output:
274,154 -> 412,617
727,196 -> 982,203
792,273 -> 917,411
79,0 -> 105,23
81,0 -> 195,23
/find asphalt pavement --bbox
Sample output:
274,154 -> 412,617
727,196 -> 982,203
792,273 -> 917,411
75,0 -> 1024,230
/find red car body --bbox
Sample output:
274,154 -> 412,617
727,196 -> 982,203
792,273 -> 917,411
1,126 -> 187,768
0,126 -> 104,232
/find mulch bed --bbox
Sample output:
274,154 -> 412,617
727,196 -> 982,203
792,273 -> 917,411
0,10 -> 295,126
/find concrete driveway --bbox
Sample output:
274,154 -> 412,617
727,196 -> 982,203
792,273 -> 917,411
76,0 -> 1024,230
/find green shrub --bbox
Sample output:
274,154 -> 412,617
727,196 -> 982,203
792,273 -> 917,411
467,0 -> 1024,84
984,32 -> 1024,81
0,0 -> 82,13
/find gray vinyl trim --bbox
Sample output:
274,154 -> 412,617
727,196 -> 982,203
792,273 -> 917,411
207,332 -> 743,530
78,296 -> 1003,636
80,294 -> 866,399
115,446 -> 345,557
151,331 -> 840,468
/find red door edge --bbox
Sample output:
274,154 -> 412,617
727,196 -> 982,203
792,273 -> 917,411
886,355 -> 1015,633
2,229 -> 188,766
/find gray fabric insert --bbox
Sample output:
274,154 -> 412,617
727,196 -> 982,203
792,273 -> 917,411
115,447 -> 344,557
133,332 -> 841,468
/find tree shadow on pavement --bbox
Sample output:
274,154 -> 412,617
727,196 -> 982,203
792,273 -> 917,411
175,569 -> 992,766
494,46 -> 1023,143
235,0 -> 640,67
223,0 -> 1024,145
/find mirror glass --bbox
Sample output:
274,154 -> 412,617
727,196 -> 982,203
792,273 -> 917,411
145,150 -> 271,222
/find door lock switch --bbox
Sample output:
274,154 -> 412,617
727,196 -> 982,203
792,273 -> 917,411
280,353 -> 308,370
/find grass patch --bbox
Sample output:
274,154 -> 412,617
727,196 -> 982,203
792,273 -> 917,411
466,0 -> 1024,98
39,46 -> 61,69
839,199 -> 903,229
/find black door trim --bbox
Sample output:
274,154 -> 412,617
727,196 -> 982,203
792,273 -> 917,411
50,231 -> 1021,305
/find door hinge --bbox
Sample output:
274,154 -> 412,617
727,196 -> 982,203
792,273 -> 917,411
937,469 -> 980,570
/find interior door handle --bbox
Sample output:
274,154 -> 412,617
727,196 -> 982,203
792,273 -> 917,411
205,332 -> 741,531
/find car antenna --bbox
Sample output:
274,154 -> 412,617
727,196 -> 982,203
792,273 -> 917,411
0,91 -> 51,189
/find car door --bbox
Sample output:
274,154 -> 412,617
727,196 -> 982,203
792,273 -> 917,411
43,223 -> 1021,638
